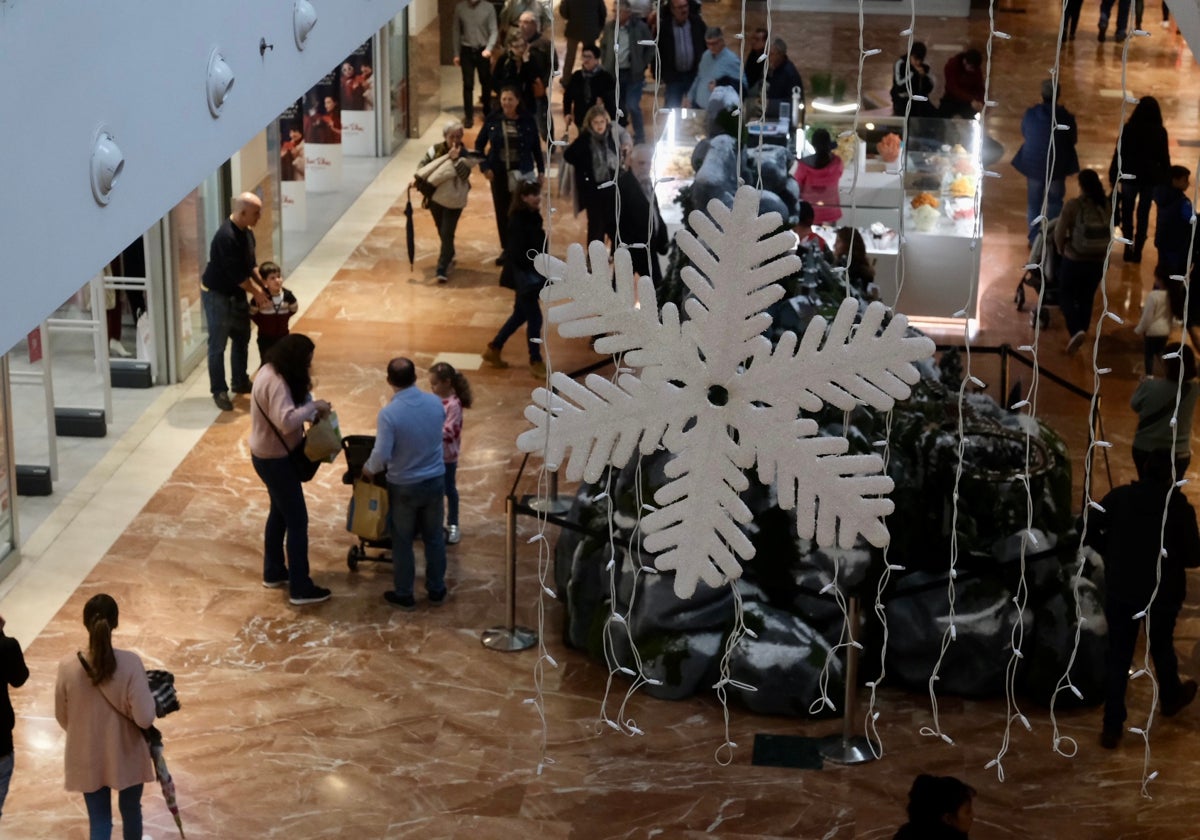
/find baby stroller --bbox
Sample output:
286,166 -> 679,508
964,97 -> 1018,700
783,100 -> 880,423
1014,216 -> 1061,329
342,434 -> 392,570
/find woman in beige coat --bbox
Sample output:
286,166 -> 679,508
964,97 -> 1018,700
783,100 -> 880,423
55,594 -> 156,840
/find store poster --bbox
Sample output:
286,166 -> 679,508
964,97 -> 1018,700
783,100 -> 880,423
278,99 -> 307,230
340,40 -> 375,157
304,71 -> 343,193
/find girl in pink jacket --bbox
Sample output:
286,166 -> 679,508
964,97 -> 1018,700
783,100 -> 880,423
794,128 -> 845,225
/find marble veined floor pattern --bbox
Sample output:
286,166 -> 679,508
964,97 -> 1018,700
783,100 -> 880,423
3,5 -> 1200,838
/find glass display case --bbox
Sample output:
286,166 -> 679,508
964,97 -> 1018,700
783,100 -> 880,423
902,117 -> 983,237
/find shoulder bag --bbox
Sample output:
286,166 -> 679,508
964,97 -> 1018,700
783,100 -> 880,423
254,394 -> 321,482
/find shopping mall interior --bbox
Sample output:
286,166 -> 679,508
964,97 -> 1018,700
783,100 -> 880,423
1,1 -> 1199,837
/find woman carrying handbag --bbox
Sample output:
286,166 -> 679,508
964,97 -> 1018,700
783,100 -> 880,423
54,594 -> 157,840
250,333 -> 334,605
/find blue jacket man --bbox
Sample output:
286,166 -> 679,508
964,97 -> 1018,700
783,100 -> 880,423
1011,79 -> 1079,245
363,357 -> 448,610
686,27 -> 744,110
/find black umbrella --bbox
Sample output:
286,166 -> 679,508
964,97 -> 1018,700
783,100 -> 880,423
404,187 -> 415,270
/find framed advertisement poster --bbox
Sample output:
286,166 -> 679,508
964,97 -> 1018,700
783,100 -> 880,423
278,99 -> 307,229
340,40 -> 376,156
304,71 -> 343,193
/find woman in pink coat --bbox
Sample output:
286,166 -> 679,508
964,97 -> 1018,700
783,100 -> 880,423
794,128 -> 845,225
55,594 -> 156,840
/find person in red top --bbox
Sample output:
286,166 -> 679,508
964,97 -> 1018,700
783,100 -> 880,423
940,48 -> 984,119
794,129 -> 844,226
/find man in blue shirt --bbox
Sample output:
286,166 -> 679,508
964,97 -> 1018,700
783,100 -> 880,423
685,27 -> 743,110
363,358 -> 448,610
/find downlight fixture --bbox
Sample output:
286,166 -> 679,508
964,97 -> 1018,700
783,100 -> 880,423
294,0 -> 317,50
207,48 -> 236,117
90,128 -> 124,205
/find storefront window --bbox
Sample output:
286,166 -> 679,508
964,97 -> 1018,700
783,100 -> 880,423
167,171 -> 226,378
388,15 -> 409,148
0,357 -> 14,565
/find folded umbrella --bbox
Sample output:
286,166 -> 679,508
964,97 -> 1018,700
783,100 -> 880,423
405,187 -> 416,270
150,741 -> 185,839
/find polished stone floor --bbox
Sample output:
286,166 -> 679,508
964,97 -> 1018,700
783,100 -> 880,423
2,5 -> 1200,838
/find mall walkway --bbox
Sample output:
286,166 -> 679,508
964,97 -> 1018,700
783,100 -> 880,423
1,9 -> 1198,838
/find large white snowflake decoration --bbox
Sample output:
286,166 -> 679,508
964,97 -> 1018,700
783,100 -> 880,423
517,186 -> 936,599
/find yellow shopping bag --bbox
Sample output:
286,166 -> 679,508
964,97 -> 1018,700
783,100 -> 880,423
348,479 -> 389,541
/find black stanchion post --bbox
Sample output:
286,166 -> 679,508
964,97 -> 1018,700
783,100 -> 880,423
818,596 -> 876,765
481,496 -> 538,652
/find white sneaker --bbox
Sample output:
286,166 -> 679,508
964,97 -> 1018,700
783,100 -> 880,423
109,338 -> 132,357
447,525 -> 461,545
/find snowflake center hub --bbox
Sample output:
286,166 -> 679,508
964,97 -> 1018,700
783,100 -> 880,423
706,384 -> 730,407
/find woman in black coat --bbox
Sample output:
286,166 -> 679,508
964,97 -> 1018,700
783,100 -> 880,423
563,104 -> 630,249
475,85 -> 545,264
482,181 -> 549,378
1108,95 -> 1171,263
491,36 -> 544,118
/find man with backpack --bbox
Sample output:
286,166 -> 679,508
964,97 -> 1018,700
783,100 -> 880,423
1054,170 -> 1113,354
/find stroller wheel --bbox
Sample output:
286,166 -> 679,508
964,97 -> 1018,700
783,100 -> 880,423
347,545 -> 362,571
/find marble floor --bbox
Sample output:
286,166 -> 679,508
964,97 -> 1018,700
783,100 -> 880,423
2,5 -> 1200,839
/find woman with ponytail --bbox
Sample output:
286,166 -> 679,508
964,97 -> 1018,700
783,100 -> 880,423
55,594 -> 156,840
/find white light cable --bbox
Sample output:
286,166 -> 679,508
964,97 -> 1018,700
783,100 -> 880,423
528,1 -> 565,776
864,2 -> 920,761
1047,27 -> 1152,770
988,0 -> 1072,783
923,0 -> 1008,747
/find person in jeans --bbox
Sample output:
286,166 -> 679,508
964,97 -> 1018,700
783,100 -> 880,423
413,120 -> 475,283
54,594 -> 156,840
0,615 -> 28,821
1010,79 -> 1079,245
601,0 -> 652,144
656,0 -> 706,108
475,86 -> 545,264
482,181 -> 548,378
451,0 -> 498,128
201,192 -> 270,411
363,358 -> 448,610
249,334 -> 333,605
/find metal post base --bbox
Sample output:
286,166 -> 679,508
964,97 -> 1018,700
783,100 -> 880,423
818,734 -> 877,766
481,626 -> 538,651
524,496 -> 572,515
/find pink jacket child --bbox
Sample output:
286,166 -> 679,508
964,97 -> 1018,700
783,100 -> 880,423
794,128 -> 845,226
